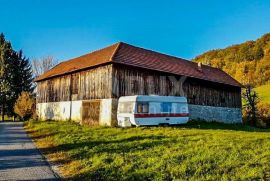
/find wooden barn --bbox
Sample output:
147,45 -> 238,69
35,42 -> 242,126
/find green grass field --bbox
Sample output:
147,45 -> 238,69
256,84 -> 270,103
26,121 -> 270,180
0,115 -> 13,121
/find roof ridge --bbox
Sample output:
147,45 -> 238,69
109,42 -> 122,61
66,42 -> 119,62
118,43 -> 230,74
120,43 -> 229,72
119,42 -> 189,62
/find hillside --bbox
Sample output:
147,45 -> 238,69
255,84 -> 270,103
193,33 -> 270,86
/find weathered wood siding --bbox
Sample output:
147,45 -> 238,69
37,75 -> 71,103
112,64 -> 241,108
37,65 -> 113,103
37,63 -> 241,109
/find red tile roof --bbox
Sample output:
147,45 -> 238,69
35,43 -> 119,81
35,42 -> 242,87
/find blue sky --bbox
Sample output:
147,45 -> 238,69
1,0 -> 270,62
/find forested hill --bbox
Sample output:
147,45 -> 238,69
193,33 -> 270,86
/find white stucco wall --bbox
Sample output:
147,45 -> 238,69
99,99 -> 113,126
36,99 -> 116,125
70,101 -> 82,122
36,101 -> 82,122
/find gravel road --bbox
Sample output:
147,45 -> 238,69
0,122 -> 58,181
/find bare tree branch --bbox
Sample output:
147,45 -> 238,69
32,56 -> 57,77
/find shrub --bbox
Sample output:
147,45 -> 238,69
256,119 -> 267,128
14,91 -> 35,120
257,102 -> 270,128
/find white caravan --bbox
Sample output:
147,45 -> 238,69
117,95 -> 189,127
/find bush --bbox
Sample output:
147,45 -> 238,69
242,102 -> 270,128
257,102 -> 270,128
14,91 -> 35,120
255,119 -> 267,128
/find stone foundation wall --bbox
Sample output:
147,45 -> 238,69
188,104 -> 242,123
37,101 -> 242,126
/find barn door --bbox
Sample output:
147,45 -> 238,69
82,100 -> 100,126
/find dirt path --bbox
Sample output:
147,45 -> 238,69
0,122 -> 58,181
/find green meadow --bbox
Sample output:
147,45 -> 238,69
26,121 -> 270,180
256,84 -> 270,103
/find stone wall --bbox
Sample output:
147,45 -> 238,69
188,104 -> 242,123
37,100 -> 242,126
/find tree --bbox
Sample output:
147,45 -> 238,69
14,91 -> 35,120
242,85 -> 259,126
8,50 -> 34,117
193,32 -> 270,87
0,33 -> 34,121
0,33 -> 12,121
32,56 -> 57,77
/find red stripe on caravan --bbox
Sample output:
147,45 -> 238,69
134,113 -> 189,118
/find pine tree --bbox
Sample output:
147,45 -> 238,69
11,50 -> 34,93
0,33 -> 34,120
8,50 -> 34,117
0,33 -> 12,121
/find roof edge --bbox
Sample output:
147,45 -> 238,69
35,62 -> 113,82
109,42 -> 122,61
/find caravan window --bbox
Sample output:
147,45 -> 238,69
172,103 -> 187,113
137,102 -> 149,113
161,102 -> 172,113
118,102 -> 134,113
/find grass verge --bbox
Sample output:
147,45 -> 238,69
25,120 -> 270,180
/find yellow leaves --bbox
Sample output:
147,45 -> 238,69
193,33 -> 270,87
14,91 -> 35,119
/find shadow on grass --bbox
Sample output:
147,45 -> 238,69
40,134 -> 167,154
27,120 -> 270,180
174,120 -> 270,132
36,134 -> 170,166
26,129 -> 57,140
37,134 -> 172,181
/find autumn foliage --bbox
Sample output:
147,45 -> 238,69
257,102 -> 270,127
194,33 -> 270,86
14,91 -> 35,120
